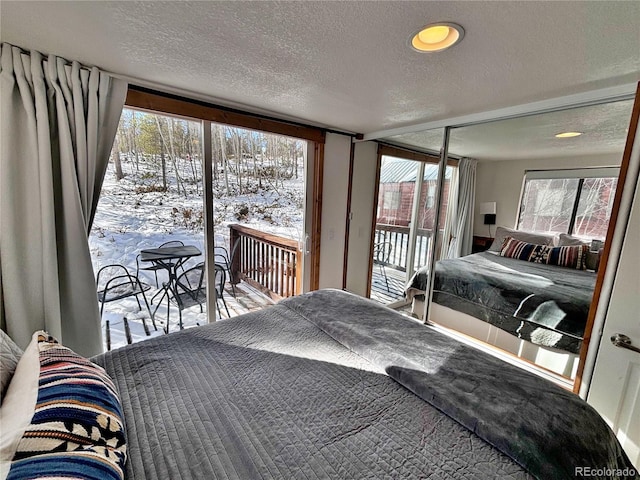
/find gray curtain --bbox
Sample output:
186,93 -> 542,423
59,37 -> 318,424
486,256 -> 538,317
447,158 -> 477,258
440,165 -> 459,259
0,43 -> 127,356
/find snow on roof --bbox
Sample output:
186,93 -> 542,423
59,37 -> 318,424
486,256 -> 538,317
379,156 -> 452,184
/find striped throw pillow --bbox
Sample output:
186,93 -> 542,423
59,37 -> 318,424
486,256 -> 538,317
500,237 -> 588,270
6,333 -> 126,480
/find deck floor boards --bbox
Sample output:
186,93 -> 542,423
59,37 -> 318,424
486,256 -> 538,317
103,280 -> 275,351
370,265 -> 407,304
104,267 -> 413,352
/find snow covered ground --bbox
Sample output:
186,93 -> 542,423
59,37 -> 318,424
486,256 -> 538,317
90,157 -> 304,351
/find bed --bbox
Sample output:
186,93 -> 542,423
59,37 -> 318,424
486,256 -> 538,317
3,289 -> 634,480
405,251 -> 596,377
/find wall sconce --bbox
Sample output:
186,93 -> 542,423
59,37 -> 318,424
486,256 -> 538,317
479,202 -> 497,225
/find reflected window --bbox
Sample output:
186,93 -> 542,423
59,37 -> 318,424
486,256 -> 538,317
573,177 -> 618,239
519,178 -> 578,234
517,169 -> 618,241
383,190 -> 401,211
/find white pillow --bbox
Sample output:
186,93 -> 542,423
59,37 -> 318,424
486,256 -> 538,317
0,332 -> 39,479
0,330 -> 23,401
558,233 -> 590,246
488,226 -> 556,252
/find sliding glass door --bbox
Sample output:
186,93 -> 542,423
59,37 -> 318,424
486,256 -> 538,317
368,143 -> 455,306
208,122 -> 309,301
90,108 -> 206,348
370,155 -> 421,303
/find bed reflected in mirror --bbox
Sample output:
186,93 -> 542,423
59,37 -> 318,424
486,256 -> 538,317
385,98 -> 635,386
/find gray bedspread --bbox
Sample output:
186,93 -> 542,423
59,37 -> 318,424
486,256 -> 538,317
94,289 -> 635,480
405,252 -> 596,353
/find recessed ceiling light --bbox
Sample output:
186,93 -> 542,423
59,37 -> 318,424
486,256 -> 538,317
410,23 -> 464,52
555,132 -> 583,138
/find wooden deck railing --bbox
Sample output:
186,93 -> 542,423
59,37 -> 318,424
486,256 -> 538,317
229,224 -> 301,299
374,223 -> 432,272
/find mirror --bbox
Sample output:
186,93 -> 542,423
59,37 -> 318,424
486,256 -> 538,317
365,131 -> 449,307
381,98 -> 635,386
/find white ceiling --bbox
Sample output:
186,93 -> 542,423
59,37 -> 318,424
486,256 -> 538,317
387,99 -> 636,161
1,1 -> 639,153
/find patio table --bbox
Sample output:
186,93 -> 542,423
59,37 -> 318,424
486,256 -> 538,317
140,245 -> 202,332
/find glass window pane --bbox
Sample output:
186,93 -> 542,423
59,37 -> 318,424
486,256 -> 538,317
518,178 -> 579,234
413,165 -> 453,270
210,124 -> 307,298
573,177 -> 617,241
419,165 -> 453,229
371,147 -> 448,304
90,108 -> 205,349
375,157 -> 419,278
377,156 -> 417,227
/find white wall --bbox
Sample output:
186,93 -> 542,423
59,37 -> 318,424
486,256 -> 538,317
318,132 -> 352,289
345,141 -> 378,296
474,152 -> 624,236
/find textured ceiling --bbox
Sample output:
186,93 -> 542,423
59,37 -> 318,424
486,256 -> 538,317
1,1 -> 639,137
386,99 -> 635,161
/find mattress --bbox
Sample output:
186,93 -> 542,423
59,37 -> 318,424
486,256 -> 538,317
93,289 -> 633,480
405,252 -> 596,353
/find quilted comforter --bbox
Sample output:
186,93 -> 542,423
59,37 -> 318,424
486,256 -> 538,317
94,289 -> 634,480
405,252 -> 596,353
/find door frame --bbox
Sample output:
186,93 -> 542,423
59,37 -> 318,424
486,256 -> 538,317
576,82 -> 640,395
124,86 -> 326,306
366,143 -> 457,298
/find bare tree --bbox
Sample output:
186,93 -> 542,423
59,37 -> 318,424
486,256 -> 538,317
128,110 -> 140,172
216,125 -> 230,195
112,131 -> 124,180
574,177 -> 616,238
165,117 -> 187,197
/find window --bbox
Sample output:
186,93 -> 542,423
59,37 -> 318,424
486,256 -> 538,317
371,149 -> 457,302
426,183 -> 436,209
519,178 -> 579,233
383,190 -> 401,210
517,168 -> 618,241
573,177 -> 618,239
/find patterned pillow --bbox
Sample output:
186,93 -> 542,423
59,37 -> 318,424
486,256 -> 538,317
0,330 -> 23,401
5,332 -> 126,480
500,237 -> 588,270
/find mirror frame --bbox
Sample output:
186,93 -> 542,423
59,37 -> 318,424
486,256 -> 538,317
575,83 -> 640,394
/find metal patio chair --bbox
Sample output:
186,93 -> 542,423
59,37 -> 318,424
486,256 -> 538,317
373,241 -> 393,291
213,238 -> 240,297
96,264 -> 157,335
164,262 -> 230,332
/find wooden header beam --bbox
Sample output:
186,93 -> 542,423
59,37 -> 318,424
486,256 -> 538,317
126,88 -> 326,144
378,144 -> 459,167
